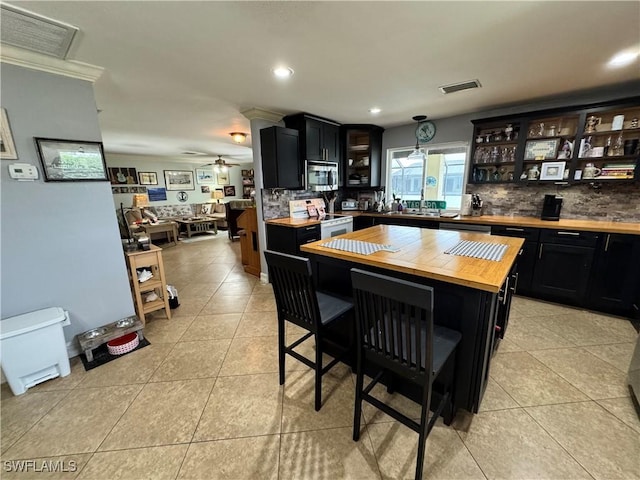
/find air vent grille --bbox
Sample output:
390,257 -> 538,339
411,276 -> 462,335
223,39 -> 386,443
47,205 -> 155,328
1,4 -> 78,59
439,79 -> 482,94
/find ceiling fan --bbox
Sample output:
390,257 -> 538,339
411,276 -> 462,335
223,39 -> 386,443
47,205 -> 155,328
201,155 -> 240,171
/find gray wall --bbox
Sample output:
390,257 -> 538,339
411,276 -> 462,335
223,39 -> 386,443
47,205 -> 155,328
381,81 -> 640,222
0,64 -> 134,348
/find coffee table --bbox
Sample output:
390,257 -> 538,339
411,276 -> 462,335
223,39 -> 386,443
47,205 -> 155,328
141,221 -> 179,246
175,217 -> 218,238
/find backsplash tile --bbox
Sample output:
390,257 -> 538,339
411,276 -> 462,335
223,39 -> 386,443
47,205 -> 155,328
261,189 -> 322,220
467,183 -> 640,222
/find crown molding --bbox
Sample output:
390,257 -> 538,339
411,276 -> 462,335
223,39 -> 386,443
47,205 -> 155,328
241,108 -> 283,123
0,44 -> 103,83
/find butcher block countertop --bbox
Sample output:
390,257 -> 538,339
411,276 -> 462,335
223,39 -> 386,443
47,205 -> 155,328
267,213 -> 640,235
300,225 -> 524,293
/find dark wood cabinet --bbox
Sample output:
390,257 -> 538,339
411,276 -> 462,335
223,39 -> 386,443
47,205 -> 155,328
531,230 -> 598,304
260,126 -> 302,189
342,124 -> 384,188
469,97 -> 640,186
491,226 -> 540,296
284,113 -> 341,163
587,234 -> 640,316
266,223 -> 320,257
353,215 -> 375,231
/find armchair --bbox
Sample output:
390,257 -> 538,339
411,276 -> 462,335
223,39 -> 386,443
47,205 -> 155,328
225,200 -> 254,241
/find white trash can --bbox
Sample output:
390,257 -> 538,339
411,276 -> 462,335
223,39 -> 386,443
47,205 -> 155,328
1,307 -> 71,395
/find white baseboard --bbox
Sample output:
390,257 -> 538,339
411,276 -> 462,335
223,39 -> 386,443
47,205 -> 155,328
260,272 -> 269,284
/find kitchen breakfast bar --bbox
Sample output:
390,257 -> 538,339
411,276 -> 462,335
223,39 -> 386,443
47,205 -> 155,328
301,224 -> 525,414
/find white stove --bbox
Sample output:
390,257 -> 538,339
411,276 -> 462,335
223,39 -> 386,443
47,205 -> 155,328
320,214 -> 353,239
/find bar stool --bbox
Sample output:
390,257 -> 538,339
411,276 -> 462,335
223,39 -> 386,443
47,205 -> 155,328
350,268 -> 461,480
265,250 -> 353,411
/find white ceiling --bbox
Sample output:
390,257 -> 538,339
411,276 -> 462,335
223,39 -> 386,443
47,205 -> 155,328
6,1 -> 640,164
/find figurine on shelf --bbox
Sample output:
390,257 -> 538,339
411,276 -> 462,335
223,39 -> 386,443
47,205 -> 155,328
504,124 -> 514,141
585,116 -> 601,133
631,118 -> 639,129
537,122 -> 545,137
558,140 -> 573,159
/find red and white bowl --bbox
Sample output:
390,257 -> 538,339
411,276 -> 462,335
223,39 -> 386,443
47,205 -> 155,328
107,332 -> 139,355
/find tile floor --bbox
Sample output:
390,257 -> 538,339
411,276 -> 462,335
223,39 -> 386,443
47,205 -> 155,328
1,235 -> 639,479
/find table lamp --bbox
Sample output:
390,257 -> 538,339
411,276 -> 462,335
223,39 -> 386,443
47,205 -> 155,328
132,193 -> 150,219
213,190 -> 224,203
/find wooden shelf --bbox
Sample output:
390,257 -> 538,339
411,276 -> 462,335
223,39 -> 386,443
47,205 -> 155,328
125,245 -> 171,324
138,279 -> 163,293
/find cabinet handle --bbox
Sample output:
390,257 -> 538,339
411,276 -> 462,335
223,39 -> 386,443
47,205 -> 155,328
604,234 -> 611,252
303,238 -> 318,244
511,272 -> 519,294
302,173 -> 306,190
304,226 -> 316,231
502,276 -> 509,305
633,303 -> 639,311
557,231 -> 579,236
538,244 -> 544,259
506,227 -> 524,232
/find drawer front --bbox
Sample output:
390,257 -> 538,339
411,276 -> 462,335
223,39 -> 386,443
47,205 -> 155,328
491,225 -> 540,242
131,251 -> 159,268
540,229 -> 599,247
296,225 -> 320,242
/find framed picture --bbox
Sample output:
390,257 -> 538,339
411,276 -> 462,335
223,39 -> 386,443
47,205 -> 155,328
201,185 -> 211,193
138,172 -> 158,185
1,108 -> 18,160
241,169 -> 249,176
147,187 -> 167,201
108,167 -> 138,185
540,161 -> 566,181
524,138 -> 561,160
200,203 -> 212,215
195,168 -> 215,184
164,170 -> 195,190
223,185 -> 236,196
35,138 -> 108,182
217,171 -> 230,185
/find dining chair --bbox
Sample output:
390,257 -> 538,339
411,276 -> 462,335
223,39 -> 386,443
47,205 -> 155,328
350,268 -> 461,480
265,250 -> 353,411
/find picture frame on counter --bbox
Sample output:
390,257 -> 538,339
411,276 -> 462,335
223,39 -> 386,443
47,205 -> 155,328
540,161 -> 566,181
35,138 -> 108,182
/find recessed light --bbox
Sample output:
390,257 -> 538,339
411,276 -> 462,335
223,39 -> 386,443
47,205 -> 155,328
607,49 -> 639,68
272,66 -> 294,78
369,107 -> 381,114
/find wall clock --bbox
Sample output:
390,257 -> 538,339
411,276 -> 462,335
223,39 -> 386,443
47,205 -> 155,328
176,191 -> 188,202
416,121 -> 436,143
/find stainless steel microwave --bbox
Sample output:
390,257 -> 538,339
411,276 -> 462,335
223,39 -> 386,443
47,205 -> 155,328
305,160 -> 338,191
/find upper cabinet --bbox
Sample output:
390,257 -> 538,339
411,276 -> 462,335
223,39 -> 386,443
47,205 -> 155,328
260,126 -> 302,189
284,113 -> 341,163
342,124 -> 384,188
469,98 -> 640,185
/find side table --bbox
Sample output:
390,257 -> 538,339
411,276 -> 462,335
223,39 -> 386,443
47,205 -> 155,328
141,221 -> 178,247
125,244 -> 171,324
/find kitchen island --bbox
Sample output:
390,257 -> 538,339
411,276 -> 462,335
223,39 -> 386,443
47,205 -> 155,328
301,224 -> 524,414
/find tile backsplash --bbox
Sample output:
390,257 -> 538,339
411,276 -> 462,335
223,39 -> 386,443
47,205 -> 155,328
466,183 -> 640,222
261,189 -> 322,220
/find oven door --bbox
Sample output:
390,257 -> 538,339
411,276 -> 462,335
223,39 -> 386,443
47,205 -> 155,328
306,161 -> 338,191
320,218 -> 353,239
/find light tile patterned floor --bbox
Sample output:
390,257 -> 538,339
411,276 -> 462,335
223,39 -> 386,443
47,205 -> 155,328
2,235 -> 639,479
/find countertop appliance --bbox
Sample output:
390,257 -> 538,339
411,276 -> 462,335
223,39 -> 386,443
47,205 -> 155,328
541,194 -> 563,221
320,214 -> 353,239
342,199 -> 358,211
471,194 -> 483,217
305,160 -> 338,191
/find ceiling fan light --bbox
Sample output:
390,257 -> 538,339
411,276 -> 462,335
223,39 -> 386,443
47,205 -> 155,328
229,132 -> 247,143
272,66 -> 294,78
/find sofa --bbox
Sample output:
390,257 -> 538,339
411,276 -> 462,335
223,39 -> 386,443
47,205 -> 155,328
147,203 -> 228,229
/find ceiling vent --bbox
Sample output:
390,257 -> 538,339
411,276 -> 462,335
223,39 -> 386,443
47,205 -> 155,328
1,3 -> 78,59
439,79 -> 482,95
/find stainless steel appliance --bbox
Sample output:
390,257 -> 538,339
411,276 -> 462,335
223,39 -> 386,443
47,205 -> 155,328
341,200 -> 358,211
305,160 -> 338,191
320,215 -> 353,239
358,200 -> 369,211
541,194 -> 563,221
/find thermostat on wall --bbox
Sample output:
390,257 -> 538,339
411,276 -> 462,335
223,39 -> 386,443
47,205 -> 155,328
8,163 -> 39,181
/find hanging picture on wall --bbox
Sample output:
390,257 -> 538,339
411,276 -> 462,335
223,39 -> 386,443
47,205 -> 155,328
216,171 -> 230,185
223,185 -> 236,196
196,168 -> 215,184
108,167 -> 138,185
138,172 -> 158,185
164,170 -> 195,190
201,185 -> 211,193
35,138 -> 108,182
147,187 -> 167,201
1,108 -> 18,160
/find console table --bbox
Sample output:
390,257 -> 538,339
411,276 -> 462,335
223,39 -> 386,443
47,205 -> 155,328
175,217 -> 218,238
141,221 -> 178,247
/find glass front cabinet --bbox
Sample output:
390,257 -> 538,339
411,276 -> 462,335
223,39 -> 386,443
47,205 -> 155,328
469,98 -> 640,185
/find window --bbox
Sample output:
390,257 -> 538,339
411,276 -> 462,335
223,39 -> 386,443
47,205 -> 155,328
386,142 -> 468,210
